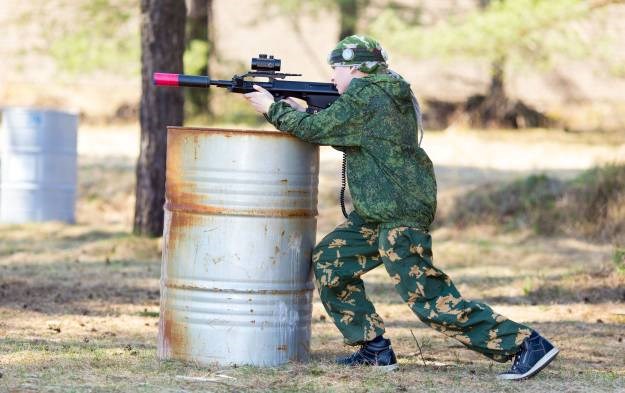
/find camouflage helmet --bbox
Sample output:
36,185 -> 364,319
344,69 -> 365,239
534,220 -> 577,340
327,35 -> 389,74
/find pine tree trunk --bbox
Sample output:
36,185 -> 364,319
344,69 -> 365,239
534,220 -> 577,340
134,0 -> 186,237
462,57 -> 550,129
185,0 -> 213,116
481,58 -> 509,128
338,0 -> 359,39
337,1 -> 371,40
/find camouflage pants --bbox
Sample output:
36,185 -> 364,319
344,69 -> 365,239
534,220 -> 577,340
313,211 -> 532,362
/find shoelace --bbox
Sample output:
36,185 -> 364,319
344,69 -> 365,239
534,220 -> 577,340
509,340 -> 532,373
509,354 -> 522,372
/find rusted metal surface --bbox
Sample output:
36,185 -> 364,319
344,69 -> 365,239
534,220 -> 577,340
158,127 -> 319,367
163,201 -> 313,217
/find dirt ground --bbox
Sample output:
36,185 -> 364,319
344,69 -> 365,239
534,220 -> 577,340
1,126 -> 624,392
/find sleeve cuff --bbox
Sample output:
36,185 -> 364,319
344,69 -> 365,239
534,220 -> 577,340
267,101 -> 289,123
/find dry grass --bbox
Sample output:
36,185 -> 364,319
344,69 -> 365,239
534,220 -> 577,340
446,164 -> 625,246
1,220 -> 624,392
1,129 -> 625,392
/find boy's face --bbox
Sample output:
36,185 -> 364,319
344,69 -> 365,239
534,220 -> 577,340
331,66 -> 357,94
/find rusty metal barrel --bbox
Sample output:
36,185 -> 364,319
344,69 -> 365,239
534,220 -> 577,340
158,127 -> 319,367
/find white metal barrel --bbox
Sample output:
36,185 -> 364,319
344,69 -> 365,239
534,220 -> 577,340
0,107 -> 78,223
158,127 -> 319,367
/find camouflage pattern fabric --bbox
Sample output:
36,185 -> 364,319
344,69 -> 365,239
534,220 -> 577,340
314,211 -> 532,362
267,73 -> 436,230
327,35 -> 388,74
266,56 -> 531,362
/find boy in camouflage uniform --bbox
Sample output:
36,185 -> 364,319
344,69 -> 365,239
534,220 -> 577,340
245,35 -> 558,380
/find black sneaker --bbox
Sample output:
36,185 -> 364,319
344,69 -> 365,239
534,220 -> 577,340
498,330 -> 559,380
336,337 -> 398,372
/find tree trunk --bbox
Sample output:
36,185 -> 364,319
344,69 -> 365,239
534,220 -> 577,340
185,0 -> 213,117
134,0 -> 186,237
462,56 -> 550,129
337,0 -> 359,39
481,58 -> 509,128
463,57 -> 509,128
478,0 -> 491,10
337,0 -> 373,40
186,0 -> 212,40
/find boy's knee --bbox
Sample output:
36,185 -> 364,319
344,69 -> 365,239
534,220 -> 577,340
312,249 -> 348,289
314,268 -> 342,289
312,247 -> 331,279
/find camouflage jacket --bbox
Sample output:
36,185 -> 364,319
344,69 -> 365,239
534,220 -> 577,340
267,74 -> 437,230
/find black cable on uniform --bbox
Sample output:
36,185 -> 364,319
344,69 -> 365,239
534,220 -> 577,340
340,152 -> 348,218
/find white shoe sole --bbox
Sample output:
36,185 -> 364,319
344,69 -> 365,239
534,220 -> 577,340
376,363 -> 399,372
497,347 -> 559,380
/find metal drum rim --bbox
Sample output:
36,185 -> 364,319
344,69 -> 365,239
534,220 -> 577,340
167,126 -> 296,139
1,106 -> 79,117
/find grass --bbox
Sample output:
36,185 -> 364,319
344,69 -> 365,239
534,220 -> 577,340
1,148 -> 625,391
614,248 -> 625,275
447,164 -> 625,244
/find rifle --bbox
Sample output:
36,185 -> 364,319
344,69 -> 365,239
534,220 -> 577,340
154,54 -> 340,114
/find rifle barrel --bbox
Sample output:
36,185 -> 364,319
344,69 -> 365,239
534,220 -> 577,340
153,73 -> 230,88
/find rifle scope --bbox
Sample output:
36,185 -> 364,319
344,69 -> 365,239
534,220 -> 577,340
251,54 -> 281,72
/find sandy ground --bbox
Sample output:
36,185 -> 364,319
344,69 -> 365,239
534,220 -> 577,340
1,220 -> 624,392
74,124 -> 625,167
1,125 -> 624,392
73,124 -> 625,182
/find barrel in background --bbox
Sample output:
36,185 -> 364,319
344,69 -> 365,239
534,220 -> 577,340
0,107 -> 78,223
158,127 -> 319,367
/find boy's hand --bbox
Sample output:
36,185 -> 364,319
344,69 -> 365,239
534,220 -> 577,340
244,85 -> 274,114
282,98 -> 306,113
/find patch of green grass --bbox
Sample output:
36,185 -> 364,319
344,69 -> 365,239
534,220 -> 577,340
522,276 -> 535,297
474,239 -> 495,251
613,247 -> 625,275
137,309 -> 159,318
307,364 -> 325,376
448,174 -> 565,234
448,164 -> 625,244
